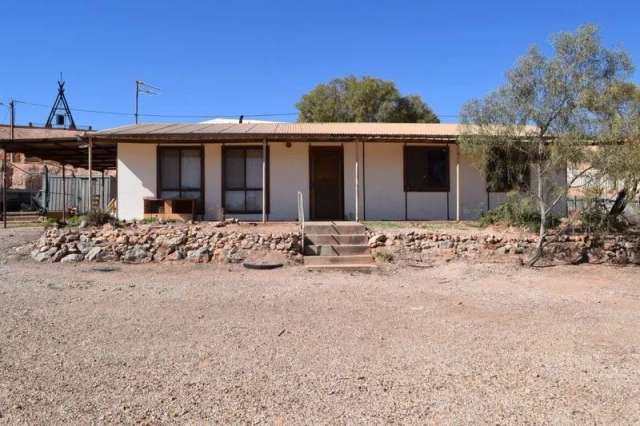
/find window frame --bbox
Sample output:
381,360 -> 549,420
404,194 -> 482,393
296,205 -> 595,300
403,145 -> 450,192
156,145 -> 205,214
221,145 -> 270,214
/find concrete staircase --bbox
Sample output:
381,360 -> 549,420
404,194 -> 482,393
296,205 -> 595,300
303,221 -> 376,271
1,212 -> 44,227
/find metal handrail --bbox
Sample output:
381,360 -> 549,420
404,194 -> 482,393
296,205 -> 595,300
297,191 -> 305,253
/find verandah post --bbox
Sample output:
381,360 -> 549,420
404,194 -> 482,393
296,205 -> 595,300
62,164 -> 66,223
456,143 -> 461,222
262,138 -> 267,223
355,140 -> 360,222
87,136 -> 93,213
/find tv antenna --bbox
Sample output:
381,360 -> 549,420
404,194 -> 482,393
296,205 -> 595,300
135,80 -> 160,124
45,74 -> 77,129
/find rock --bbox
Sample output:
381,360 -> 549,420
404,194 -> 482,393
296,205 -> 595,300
166,250 -> 185,261
165,235 -> 186,249
122,247 -> 151,263
51,247 -> 69,263
187,247 -> 210,263
115,235 -> 129,245
438,240 -> 455,249
368,234 -> 386,247
86,247 -> 104,261
61,253 -> 84,263
496,245 -> 510,255
79,219 -> 88,229
628,251 -> 640,265
614,250 -> 628,264
32,251 -> 51,262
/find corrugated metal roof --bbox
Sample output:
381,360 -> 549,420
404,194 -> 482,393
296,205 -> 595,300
0,125 -> 89,141
96,122 -> 463,138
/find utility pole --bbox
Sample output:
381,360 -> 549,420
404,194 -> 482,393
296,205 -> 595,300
135,80 -> 160,124
3,100 -> 14,228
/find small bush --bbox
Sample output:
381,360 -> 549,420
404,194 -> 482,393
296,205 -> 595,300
480,192 -> 558,232
64,210 -> 117,227
373,249 -> 394,263
65,215 -> 82,226
579,198 -> 626,233
86,209 -> 118,226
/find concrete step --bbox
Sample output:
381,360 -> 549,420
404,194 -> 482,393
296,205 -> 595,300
3,215 -> 42,222
304,221 -> 366,235
305,264 -> 377,272
305,234 -> 368,245
304,254 -> 374,266
304,244 -> 370,256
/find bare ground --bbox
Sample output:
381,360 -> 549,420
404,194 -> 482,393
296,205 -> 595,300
1,227 -> 640,424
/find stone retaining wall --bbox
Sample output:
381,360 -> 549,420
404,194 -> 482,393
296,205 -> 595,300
30,224 -> 303,264
27,224 -> 640,266
367,231 -> 640,265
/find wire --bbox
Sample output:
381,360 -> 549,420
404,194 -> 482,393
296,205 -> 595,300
13,99 -> 459,120
14,100 -> 299,119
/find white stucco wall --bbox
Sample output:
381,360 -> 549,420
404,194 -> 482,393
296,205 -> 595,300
116,141 -> 566,222
117,143 -> 157,220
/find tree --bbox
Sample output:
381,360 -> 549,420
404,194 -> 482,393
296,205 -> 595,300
459,24 -> 634,266
587,82 -> 640,220
296,76 -> 439,123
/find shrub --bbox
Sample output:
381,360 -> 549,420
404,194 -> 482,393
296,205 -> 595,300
480,191 -> 558,232
86,209 -> 118,226
579,198 -> 627,233
64,210 -> 117,227
373,249 -> 394,263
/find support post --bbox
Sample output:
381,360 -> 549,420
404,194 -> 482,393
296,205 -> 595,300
262,138 -> 267,223
355,140 -> 360,222
62,165 -> 66,223
88,136 -> 93,213
2,145 -> 6,229
4,100 -> 15,228
456,144 -> 461,222
100,170 -> 104,210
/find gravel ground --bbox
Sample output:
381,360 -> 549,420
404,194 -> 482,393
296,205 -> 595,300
1,227 -> 640,424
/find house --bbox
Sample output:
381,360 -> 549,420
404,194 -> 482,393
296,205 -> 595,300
87,122 -> 565,222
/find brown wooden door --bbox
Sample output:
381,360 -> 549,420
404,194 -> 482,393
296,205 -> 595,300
310,146 -> 344,220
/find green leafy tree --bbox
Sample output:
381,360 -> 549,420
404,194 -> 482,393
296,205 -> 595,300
459,24 -> 634,266
587,82 -> 640,219
296,76 -> 439,123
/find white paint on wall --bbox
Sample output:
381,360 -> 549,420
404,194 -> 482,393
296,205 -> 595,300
115,141 -> 567,222
117,143 -> 157,220
269,142 -> 309,220
362,143 -> 405,220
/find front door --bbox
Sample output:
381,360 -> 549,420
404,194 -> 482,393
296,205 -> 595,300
310,146 -> 344,220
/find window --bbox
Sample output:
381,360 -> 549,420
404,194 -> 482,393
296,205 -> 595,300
485,146 -> 529,192
222,146 -> 268,213
403,146 -> 449,192
157,146 -> 203,212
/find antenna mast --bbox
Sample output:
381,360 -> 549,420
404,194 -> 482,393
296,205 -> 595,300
45,75 -> 77,129
134,80 -> 160,124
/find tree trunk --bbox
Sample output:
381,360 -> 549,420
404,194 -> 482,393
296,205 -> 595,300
527,159 -> 545,267
608,188 -> 627,218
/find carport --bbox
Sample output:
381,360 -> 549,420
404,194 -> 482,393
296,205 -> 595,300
0,124 -> 116,227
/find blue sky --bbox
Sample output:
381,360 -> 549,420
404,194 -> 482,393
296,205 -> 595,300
1,0 -> 639,129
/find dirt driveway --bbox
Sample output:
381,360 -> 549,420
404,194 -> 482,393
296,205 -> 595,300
1,227 -> 639,424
